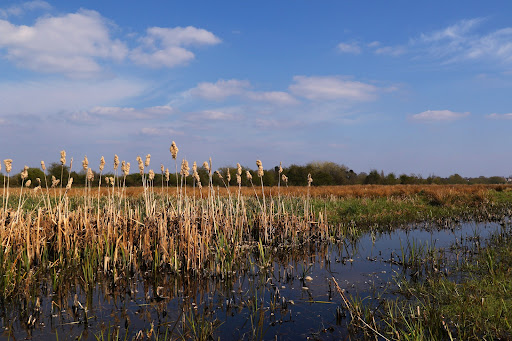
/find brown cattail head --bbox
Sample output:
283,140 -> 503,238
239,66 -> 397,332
170,141 -> 178,160
106,177 -> 110,185
246,170 -> 253,181
180,159 -> 190,177
21,165 -> 29,180
307,173 -> 313,186
279,162 -> 283,174
215,170 -> 223,179
236,173 -> 242,185
194,172 -> 200,184
165,168 -> 170,181
99,156 -> 105,172
226,168 -> 231,183
51,176 -> 60,188
113,155 -> 119,170
82,156 -> 89,171
160,164 -> 164,173
282,174 -> 288,183
145,154 -> 151,168
192,161 -> 197,174
25,179 -> 31,187
66,177 -> 73,189
137,156 -> 144,175
125,162 -> 131,176
148,169 -> 155,181
4,159 -> 13,173
110,177 -> 115,186
60,150 -> 66,165
40,160 -> 46,172
237,163 -> 242,176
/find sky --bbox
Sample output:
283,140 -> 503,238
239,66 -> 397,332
1,1 -> 512,177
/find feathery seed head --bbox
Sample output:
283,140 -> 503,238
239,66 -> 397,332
160,164 -> 164,173
279,162 -> 283,174
40,161 -> 46,171
60,150 -> 66,165
125,162 -> 131,176
282,174 -> 288,183
36,177 -> 41,185
105,177 -> 110,185
114,155 -> 119,170
307,173 -> 313,186
66,177 -> 73,190
237,163 -> 242,176
21,166 -> 29,180
170,141 -> 178,160
215,170 -> 223,179
145,154 -> 151,168
180,159 -> 190,176
87,168 -> 94,182
82,156 -> 89,171
256,160 -> 264,178
148,169 -> 155,180
4,159 -> 13,173
110,177 -> 115,186
226,168 -> 231,183
51,176 -> 60,188
99,156 -> 105,172
165,168 -> 170,181
236,173 -> 241,185
246,170 -> 253,181
203,161 -> 210,173
192,161 -> 197,173
25,179 -> 31,187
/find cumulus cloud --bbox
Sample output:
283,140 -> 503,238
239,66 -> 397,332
0,10 -> 127,76
289,75 -> 379,101
0,10 -> 220,76
486,113 -> 512,119
410,110 -> 470,122
130,26 -> 221,68
337,42 -> 361,54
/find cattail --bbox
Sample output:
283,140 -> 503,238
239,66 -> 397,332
145,154 -> 151,168
113,155 -> 119,170
87,168 -> 94,182
21,166 -> 29,180
165,168 -> 170,182
106,177 -> 110,185
197,180 -> 202,189
25,179 -> 31,187
69,157 -> 73,169
160,164 -> 164,173
282,174 -> 288,183
124,162 -> 131,176
66,178 -> 73,189
215,170 -> 223,179
180,159 -> 190,177
110,177 -> 115,186
236,174 -> 242,185
40,161 -> 46,172
4,159 -> 12,173
148,170 -> 155,181
194,172 -> 200,184
36,178 -> 41,185
279,162 -> 283,174
170,141 -> 178,160
256,160 -> 264,178
51,176 -> 60,188
60,150 -> 66,165
203,161 -> 210,173
82,156 -> 89,171
192,161 -> 197,174
99,156 -> 105,172
246,170 -> 252,181
226,168 -> 231,183
137,156 -> 144,175
34,186 -> 41,193
237,163 -> 242,176
307,173 -> 313,186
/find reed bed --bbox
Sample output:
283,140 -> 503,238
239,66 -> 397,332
0,147 -> 329,300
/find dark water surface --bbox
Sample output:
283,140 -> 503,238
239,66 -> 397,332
0,220 -> 504,340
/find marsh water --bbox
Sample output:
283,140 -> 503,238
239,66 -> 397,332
0,220 -> 506,340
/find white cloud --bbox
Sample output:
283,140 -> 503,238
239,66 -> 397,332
0,1 -> 51,18
486,113 -> 512,119
0,78 -> 147,116
411,110 -> 470,122
416,18 -> 512,64
337,42 -> 361,54
130,26 -> 221,68
195,110 -> 234,120
187,79 -> 299,105
70,105 -> 174,123
189,79 -> 250,100
374,45 -> 406,56
140,127 -> 184,136
0,9 -> 127,76
289,75 -> 379,101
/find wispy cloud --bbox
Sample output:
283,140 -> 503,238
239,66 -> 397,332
486,113 -> 512,119
410,110 -> 470,122
337,42 -> 361,54
0,1 -> 51,18
289,75 -> 379,101
186,79 -> 299,105
68,105 -> 174,123
140,127 -> 184,136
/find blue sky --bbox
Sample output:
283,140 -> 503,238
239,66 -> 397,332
1,1 -> 512,177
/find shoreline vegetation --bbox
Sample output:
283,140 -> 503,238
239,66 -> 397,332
1,148 -> 511,339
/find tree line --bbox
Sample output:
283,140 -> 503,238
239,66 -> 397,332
0,161 -> 509,187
